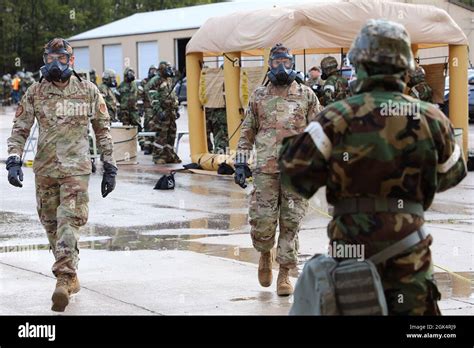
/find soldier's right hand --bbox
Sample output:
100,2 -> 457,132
234,163 -> 252,189
6,155 -> 23,188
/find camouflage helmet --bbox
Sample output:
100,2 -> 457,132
408,65 -> 426,85
102,69 -> 116,80
320,56 -> 338,76
159,61 -> 171,70
123,67 -> 135,82
148,64 -> 158,79
123,67 -> 135,76
268,44 -> 293,66
348,19 -> 415,74
25,71 -> 34,79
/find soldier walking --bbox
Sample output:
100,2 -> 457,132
6,38 -> 117,312
234,44 -> 320,296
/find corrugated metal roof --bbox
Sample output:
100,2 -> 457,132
68,0 -> 323,41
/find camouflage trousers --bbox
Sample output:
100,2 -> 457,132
120,109 -> 141,131
152,112 -> 180,163
328,215 -> 441,315
142,108 -> 155,151
35,175 -> 89,277
205,108 -> 229,154
249,173 -> 308,268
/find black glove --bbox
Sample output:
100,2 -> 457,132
6,156 -> 23,188
234,163 -> 252,189
175,111 -> 180,119
101,162 -> 117,198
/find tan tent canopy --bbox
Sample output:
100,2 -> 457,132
185,0 -> 470,170
186,0 -> 468,54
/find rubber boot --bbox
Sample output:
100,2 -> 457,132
277,265 -> 293,296
51,274 -> 80,312
258,251 -> 273,287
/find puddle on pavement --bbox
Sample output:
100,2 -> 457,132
2,211 -> 473,300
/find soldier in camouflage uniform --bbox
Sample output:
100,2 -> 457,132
21,71 -> 36,95
320,56 -> 349,107
99,69 -> 119,123
279,20 -> 467,315
205,107 -> 229,153
408,66 -> 433,103
2,74 -> 12,106
141,65 -> 158,155
117,67 -> 140,130
6,38 -> 117,312
89,68 -> 97,86
305,66 -> 324,98
145,61 -> 180,164
234,44 -> 321,296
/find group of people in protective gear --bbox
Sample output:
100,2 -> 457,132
234,18 -> 464,316
95,62 -> 181,164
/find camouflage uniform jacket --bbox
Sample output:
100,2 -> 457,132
140,77 -> 151,110
117,80 -> 138,111
321,73 -> 349,106
145,76 -> 178,115
279,74 -> 466,245
409,81 -> 433,103
306,77 -> 323,89
237,80 -> 321,174
7,76 -> 116,178
98,83 -> 118,120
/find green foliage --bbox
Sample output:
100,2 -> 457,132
0,0 -> 223,74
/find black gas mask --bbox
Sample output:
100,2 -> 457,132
162,66 -> 175,78
267,53 -> 296,86
148,69 -> 157,80
40,41 -> 73,83
105,78 -> 117,88
125,70 -> 135,82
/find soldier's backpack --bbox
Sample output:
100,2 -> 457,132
290,228 -> 427,315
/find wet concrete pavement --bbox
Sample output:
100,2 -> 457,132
0,105 -> 473,315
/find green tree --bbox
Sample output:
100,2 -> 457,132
0,0 -> 223,75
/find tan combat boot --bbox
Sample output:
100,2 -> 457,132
258,251 -> 273,287
51,274 -> 80,312
277,265 -> 293,296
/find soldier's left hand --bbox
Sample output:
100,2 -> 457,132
234,163 -> 252,189
101,162 -> 118,198
6,155 -> 24,188
175,111 -> 180,120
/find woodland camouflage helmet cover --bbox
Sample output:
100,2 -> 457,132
102,69 -> 116,80
320,56 -> 338,77
408,65 -> 426,85
348,19 -> 415,74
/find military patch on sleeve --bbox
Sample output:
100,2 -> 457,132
99,103 -> 107,114
15,105 -> 24,118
